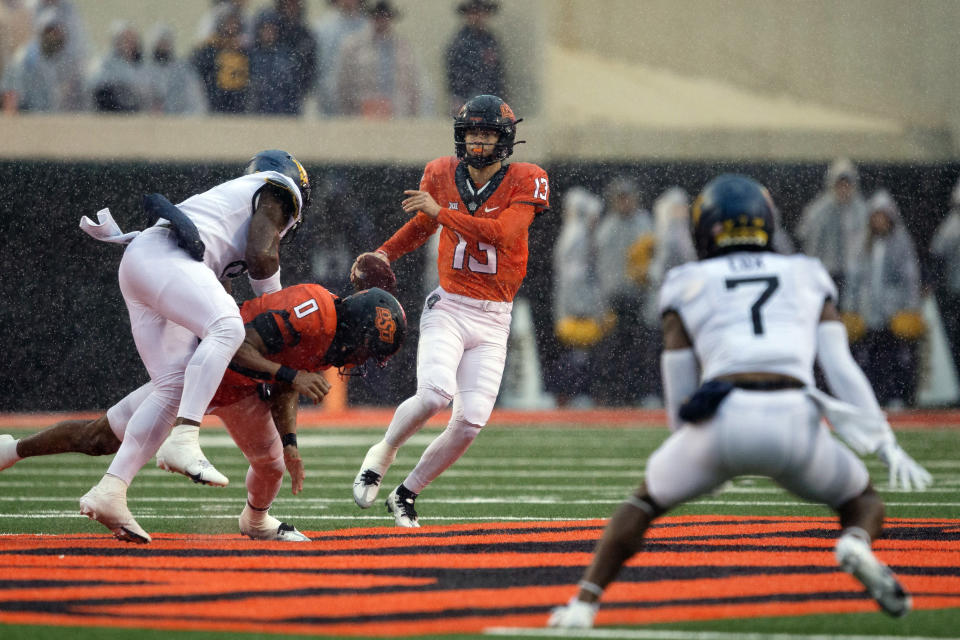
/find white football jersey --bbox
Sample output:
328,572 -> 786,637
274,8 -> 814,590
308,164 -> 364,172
171,171 -> 301,280
658,251 -> 837,385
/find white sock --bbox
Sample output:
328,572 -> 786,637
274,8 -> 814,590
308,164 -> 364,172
362,440 -> 398,474
101,473 -> 129,494
177,316 -> 245,423
108,391 -> 178,485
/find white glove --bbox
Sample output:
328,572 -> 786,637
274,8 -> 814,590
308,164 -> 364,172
546,597 -> 598,629
877,439 -> 933,491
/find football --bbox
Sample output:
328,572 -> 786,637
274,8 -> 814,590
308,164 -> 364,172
350,252 -> 397,295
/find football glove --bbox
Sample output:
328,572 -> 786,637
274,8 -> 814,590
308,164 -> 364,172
876,439 -> 933,491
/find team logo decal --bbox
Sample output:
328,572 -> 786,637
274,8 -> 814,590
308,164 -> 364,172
375,306 -> 396,343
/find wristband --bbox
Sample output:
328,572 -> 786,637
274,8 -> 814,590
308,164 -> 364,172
249,269 -> 282,296
281,433 -> 298,448
275,365 -> 297,384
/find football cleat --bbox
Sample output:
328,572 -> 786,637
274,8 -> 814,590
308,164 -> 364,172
156,425 -> 229,487
353,468 -> 383,509
386,485 -> 420,528
239,511 -> 310,542
79,475 -> 152,544
0,435 -> 20,471
547,597 -> 598,629
352,441 -> 397,508
835,533 -> 911,617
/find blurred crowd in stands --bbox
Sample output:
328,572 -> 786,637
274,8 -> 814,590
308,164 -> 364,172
0,0 -> 504,116
549,164 -> 960,411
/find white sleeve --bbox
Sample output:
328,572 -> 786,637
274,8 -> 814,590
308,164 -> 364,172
661,348 -> 699,432
816,321 -> 882,415
814,321 -> 932,490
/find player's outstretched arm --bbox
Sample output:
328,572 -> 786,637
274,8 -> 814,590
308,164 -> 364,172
816,301 -> 932,491
269,389 -> 304,495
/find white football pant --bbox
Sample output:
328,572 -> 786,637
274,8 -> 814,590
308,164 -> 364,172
107,227 -> 244,485
646,388 -> 870,510
385,288 -> 511,494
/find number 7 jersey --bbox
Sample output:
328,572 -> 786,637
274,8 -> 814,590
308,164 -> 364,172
378,157 -> 549,302
658,252 -> 837,386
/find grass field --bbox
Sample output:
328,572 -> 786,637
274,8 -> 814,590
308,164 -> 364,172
1,413 -> 958,639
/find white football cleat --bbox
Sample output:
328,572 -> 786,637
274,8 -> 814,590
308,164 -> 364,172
239,510 -> 310,542
352,441 -> 396,508
353,468 -> 383,509
386,486 -> 420,528
156,425 -> 229,487
835,533 -> 911,617
0,435 -> 21,471
547,597 -> 598,628
79,475 -> 151,544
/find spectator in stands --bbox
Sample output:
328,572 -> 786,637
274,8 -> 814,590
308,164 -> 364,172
196,0 -> 251,47
0,7 -> 84,113
313,0 -> 368,116
928,174 -> 960,385
143,24 -> 206,115
334,0 -> 432,118
0,0 -> 33,82
444,0 -> 504,116
33,0 -> 88,67
643,186 -> 695,334
550,187 -> 610,408
272,0 -> 317,115
593,176 -> 656,406
844,189 -> 924,408
797,157 -> 869,301
633,186 -> 695,406
86,20 -> 148,113
645,187 -> 695,307
248,9 -> 298,115
193,3 -> 251,113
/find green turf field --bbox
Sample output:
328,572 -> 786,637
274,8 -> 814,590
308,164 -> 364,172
1,421 -> 958,639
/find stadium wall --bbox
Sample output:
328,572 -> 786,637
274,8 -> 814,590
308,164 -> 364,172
1,158 -> 957,412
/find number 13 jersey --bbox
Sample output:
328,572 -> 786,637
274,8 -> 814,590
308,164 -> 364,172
379,157 -> 549,302
658,252 -> 837,386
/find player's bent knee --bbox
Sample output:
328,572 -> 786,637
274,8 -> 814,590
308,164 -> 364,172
416,386 -> 452,415
79,417 -> 122,456
207,314 -> 245,348
450,419 -> 482,443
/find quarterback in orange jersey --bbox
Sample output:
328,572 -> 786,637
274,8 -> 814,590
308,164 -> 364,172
352,94 -> 549,527
0,285 -> 406,544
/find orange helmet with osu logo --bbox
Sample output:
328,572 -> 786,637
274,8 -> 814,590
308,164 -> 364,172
324,287 -> 407,374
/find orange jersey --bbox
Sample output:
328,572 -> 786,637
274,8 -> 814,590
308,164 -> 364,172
213,283 -> 338,407
379,157 -> 549,302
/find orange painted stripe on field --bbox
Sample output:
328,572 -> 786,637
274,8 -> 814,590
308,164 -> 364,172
0,517 -> 958,637
0,568 -> 434,603
1,407 -> 956,428
76,572 -> 960,622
